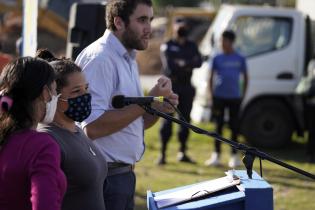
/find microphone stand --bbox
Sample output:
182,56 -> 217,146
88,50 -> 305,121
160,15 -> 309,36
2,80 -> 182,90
142,105 -> 315,180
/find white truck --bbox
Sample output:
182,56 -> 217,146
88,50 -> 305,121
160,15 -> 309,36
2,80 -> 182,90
191,3 -> 315,148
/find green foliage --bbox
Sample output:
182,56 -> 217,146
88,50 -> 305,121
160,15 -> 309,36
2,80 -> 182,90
135,121 -> 315,210
208,0 -> 296,8
152,0 -> 204,7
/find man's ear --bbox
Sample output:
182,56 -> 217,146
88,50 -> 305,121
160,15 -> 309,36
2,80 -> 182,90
114,16 -> 125,31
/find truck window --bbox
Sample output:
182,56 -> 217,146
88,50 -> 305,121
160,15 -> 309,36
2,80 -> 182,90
232,16 -> 292,57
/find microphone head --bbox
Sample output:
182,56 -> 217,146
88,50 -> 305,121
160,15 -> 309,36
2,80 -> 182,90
112,95 -> 125,109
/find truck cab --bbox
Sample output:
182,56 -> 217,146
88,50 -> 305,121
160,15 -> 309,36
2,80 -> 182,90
191,5 -> 314,148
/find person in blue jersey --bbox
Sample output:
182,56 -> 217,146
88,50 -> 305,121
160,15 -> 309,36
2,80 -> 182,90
205,30 -> 248,168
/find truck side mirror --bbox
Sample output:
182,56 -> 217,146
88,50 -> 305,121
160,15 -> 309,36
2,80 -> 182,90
210,34 -> 215,47
202,55 -> 209,61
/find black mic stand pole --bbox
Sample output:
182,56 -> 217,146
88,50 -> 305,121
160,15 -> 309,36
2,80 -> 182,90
142,105 -> 315,180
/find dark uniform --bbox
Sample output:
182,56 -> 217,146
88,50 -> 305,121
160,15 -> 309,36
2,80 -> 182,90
306,97 -> 315,163
296,72 -> 315,163
159,38 -> 202,164
304,78 -> 315,163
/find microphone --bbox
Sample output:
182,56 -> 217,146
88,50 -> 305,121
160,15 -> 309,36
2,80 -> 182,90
112,95 -> 164,108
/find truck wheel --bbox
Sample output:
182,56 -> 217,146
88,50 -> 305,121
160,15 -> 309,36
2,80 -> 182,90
241,99 -> 293,148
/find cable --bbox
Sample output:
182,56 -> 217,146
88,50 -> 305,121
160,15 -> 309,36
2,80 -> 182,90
163,98 -> 188,122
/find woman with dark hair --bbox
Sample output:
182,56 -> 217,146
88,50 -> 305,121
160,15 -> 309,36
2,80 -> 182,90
0,57 -> 66,210
35,48 -> 58,62
37,51 -> 107,210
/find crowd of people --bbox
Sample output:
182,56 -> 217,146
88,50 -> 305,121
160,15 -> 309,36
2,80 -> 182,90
0,0 -> 313,210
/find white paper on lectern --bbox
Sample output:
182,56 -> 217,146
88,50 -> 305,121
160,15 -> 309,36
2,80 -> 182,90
154,175 -> 240,208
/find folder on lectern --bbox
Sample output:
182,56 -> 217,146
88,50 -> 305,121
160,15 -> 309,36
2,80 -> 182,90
154,171 -> 240,208
147,170 -> 273,210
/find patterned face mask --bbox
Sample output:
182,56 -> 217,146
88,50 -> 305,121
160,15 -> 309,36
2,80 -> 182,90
61,93 -> 92,122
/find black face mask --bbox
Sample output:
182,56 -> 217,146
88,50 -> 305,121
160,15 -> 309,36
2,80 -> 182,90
177,27 -> 188,38
64,93 -> 92,122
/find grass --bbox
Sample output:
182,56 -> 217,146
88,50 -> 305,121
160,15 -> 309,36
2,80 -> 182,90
134,121 -> 315,210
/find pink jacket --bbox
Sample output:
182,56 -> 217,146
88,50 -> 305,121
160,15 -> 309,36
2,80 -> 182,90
0,129 -> 67,210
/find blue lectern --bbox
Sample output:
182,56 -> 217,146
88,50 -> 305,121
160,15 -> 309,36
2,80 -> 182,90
147,170 -> 273,210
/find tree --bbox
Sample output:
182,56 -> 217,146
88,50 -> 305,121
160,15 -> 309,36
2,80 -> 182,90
152,0 -> 204,7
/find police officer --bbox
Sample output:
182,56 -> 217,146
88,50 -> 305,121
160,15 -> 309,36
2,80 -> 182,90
158,18 -> 202,165
304,61 -> 315,163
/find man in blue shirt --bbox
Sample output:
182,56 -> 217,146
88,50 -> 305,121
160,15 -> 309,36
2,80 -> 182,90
158,18 -> 202,165
205,30 -> 248,168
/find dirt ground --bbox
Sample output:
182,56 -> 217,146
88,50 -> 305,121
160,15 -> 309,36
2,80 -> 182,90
136,37 -> 164,75
1,26 -> 66,58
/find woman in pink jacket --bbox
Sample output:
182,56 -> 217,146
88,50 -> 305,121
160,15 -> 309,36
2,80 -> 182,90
0,57 -> 67,210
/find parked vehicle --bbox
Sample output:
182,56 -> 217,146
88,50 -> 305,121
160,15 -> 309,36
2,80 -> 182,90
191,4 -> 315,148
0,0 -> 68,55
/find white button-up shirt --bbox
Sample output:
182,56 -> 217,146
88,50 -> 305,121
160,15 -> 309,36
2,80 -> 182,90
75,29 -> 145,164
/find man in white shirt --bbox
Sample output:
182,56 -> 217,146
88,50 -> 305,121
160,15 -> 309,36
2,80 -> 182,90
75,0 -> 178,209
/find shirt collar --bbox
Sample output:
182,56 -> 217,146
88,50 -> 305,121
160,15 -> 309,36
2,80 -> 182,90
102,29 -> 137,60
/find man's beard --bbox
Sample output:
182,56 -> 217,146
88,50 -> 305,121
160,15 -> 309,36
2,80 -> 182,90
121,27 -> 147,51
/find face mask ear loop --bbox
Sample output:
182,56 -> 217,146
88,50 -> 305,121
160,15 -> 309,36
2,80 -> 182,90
45,86 -> 53,103
58,96 -> 68,102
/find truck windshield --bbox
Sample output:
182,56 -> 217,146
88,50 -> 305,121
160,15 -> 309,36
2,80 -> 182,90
232,16 -> 292,57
